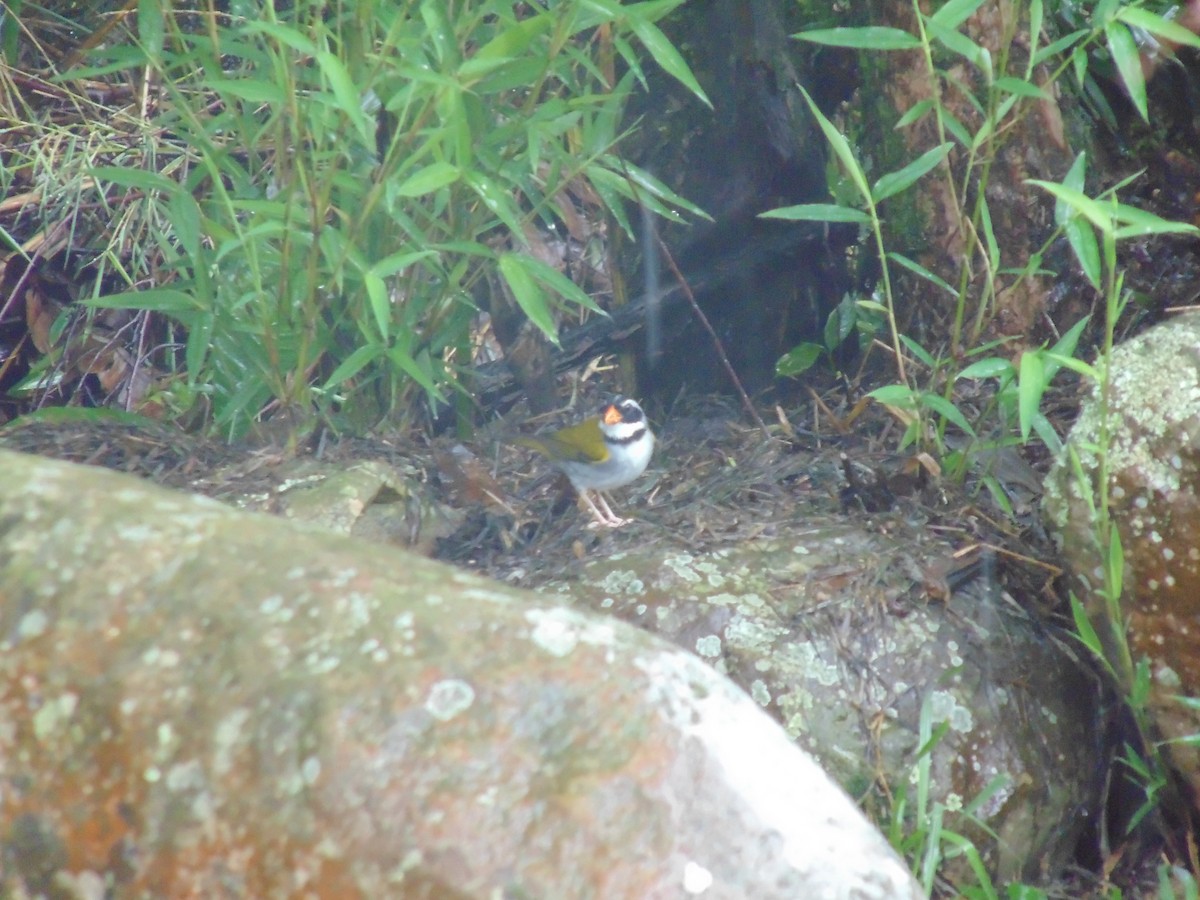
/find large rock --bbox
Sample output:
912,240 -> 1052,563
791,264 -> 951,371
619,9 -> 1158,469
1044,312 -> 1200,803
0,450 -> 922,899
539,524 -> 1103,884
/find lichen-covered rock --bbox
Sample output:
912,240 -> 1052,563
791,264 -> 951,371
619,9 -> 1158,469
1044,312 -> 1200,802
541,525 -> 1103,884
0,450 -> 922,899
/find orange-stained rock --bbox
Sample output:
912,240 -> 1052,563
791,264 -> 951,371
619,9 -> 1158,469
0,450 -> 923,899
1044,312 -> 1200,803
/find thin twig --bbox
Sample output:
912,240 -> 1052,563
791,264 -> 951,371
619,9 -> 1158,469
653,233 -> 772,440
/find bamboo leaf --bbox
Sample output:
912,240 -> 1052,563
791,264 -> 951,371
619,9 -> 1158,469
760,203 -> 870,224
797,85 -> 872,206
1104,20 -> 1147,121
872,142 -> 952,203
793,27 -> 920,50
629,17 -> 711,107
929,0 -> 986,30
1018,350 -> 1045,441
395,162 -> 460,197
1118,7 -> 1200,51
499,253 -> 559,343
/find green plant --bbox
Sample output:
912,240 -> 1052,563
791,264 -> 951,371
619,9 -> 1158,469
884,691 -> 1005,898
764,0 -> 1200,890
764,0 -> 1200,459
775,292 -> 884,379
11,0 -> 710,438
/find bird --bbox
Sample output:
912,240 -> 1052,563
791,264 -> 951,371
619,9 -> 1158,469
517,397 -> 655,528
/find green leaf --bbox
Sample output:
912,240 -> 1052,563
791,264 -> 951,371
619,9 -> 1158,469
316,51 -> 373,146
1042,350 -> 1098,381
1105,21 -> 1147,121
601,157 -> 711,220
921,392 -> 975,436
630,17 -> 711,107
395,162 -> 460,197
1060,151 -> 1087,207
499,252 -> 559,343
978,194 -> 1000,273
137,0 -> 164,58
1117,7 -> 1200,52
420,0 -> 461,66
204,78 -> 285,104
940,109 -> 973,147
1070,595 -> 1106,661
759,203 -> 870,224
371,250 -> 439,279
956,357 -> 1013,379
925,17 -> 990,77
797,85 -> 872,206
389,345 -> 447,402
869,384 -> 920,407
872,142 -> 952,203
929,0 -> 986,30
1111,203 -> 1200,238
89,165 -> 176,192
1028,180 -> 1113,233
1030,410 -> 1062,455
898,334 -> 936,368
185,311 -> 213,382
776,343 -> 823,377
1065,215 -> 1102,290
241,20 -> 318,55
473,12 -> 553,59
887,252 -> 957,298
325,342 -> 385,388
1017,350 -> 1044,441
1106,525 -> 1124,599
793,27 -> 920,50
1028,0 -> 1044,72
364,271 -> 390,342
1044,315 -> 1091,381
509,252 -> 605,314
894,98 -> 935,130
992,76 -> 1049,100
168,190 -> 204,262
86,289 -> 203,312
465,173 -> 527,237
1033,28 -> 1088,67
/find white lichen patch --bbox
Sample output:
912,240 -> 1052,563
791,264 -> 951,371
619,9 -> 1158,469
722,616 -> 786,658
791,641 -> 841,687
459,586 -> 513,605
165,759 -> 205,792
946,640 -> 963,667
114,523 -> 161,543
32,692 -> 78,742
598,569 -> 645,595
526,607 -> 618,658
302,755 -> 322,785
259,595 -> 285,616
17,609 -> 49,640
695,635 -> 722,658
141,646 -> 180,668
929,689 -> 974,733
750,680 -> 771,706
663,553 -> 702,584
425,679 -> 475,721
329,567 -> 359,588
213,708 -> 251,775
